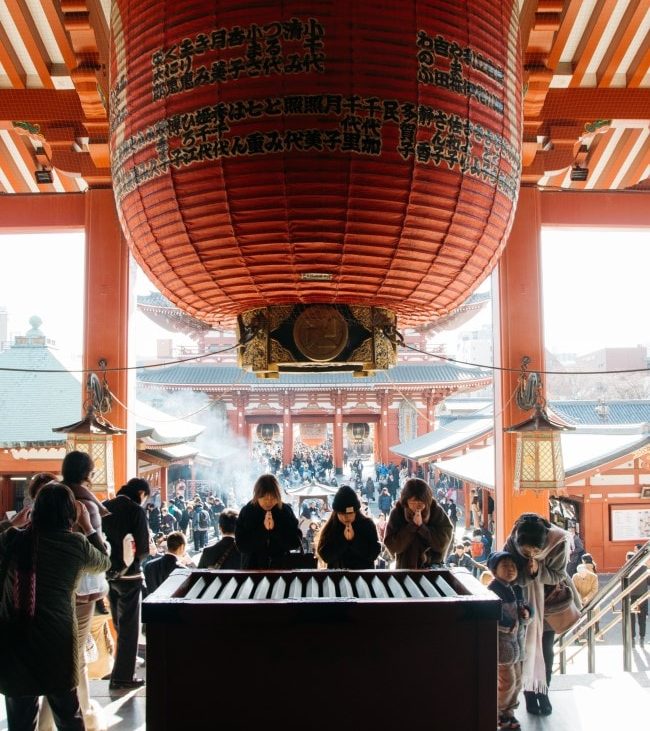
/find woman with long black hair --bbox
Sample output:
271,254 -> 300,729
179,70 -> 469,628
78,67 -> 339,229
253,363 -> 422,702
235,474 -> 302,569
0,482 -> 110,730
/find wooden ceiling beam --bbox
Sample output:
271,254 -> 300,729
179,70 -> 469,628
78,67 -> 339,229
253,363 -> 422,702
597,0 -> 650,88
0,90 -> 84,121
0,22 -> 26,88
0,134 -> 33,192
48,147 -> 110,185
54,169 -> 81,192
546,0 -> 583,70
577,127 -> 615,188
591,128 -> 644,188
0,191 -> 85,229
618,138 -> 650,188
40,0 -> 77,70
6,129 -> 53,191
518,0 -> 541,51
627,33 -> 650,87
569,0 -> 619,88
542,88 -> 650,119
4,0 -> 54,89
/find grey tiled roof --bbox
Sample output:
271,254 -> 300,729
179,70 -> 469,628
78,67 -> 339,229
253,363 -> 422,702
137,292 -> 173,308
137,363 -> 492,387
549,400 -> 650,425
0,344 -> 82,444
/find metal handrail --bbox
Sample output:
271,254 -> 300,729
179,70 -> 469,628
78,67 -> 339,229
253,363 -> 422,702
554,540 -> 649,673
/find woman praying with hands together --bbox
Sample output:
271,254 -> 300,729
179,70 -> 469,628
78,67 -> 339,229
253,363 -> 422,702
384,478 -> 453,569
235,474 -> 301,569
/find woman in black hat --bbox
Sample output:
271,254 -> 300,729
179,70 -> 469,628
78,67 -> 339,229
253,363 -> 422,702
384,478 -> 453,569
503,513 -> 580,717
316,486 -> 380,569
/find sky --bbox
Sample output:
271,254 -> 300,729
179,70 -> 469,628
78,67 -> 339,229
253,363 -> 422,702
541,227 -> 649,356
0,227 -> 648,363
0,232 -> 85,361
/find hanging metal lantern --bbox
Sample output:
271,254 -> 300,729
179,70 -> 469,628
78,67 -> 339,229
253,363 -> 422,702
505,359 -> 573,490
256,423 -> 280,443
52,373 -> 125,497
347,422 -> 370,443
110,1 -> 522,375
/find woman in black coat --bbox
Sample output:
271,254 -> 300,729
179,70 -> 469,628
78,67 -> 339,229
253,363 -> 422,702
316,486 -> 380,569
235,474 -> 301,569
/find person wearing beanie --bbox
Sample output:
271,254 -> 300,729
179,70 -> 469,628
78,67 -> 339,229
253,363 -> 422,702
316,485 -> 380,569
503,513 -> 580,717
384,478 -> 453,569
487,551 -> 532,731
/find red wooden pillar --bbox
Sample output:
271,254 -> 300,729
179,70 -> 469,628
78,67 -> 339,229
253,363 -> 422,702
493,186 -> 549,547
333,394 -> 344,474
426,392 -> 436,432
463,481 -> 471,530
0,475 -> 12,515
84,189 -> 130,489
379,391 -> 389,464
160,466 -> 168,504
282,405 -> 293,467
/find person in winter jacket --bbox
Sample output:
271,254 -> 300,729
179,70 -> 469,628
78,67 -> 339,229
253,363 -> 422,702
235,474 -> 301,569
316,486 -> 380,569
487,551 -> 532,731
384,478 -> 453,569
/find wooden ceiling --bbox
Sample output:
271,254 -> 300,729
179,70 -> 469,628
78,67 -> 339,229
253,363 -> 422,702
0,0 -> 647,195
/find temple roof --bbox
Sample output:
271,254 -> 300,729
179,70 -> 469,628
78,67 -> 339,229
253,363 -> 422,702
434,426 -> 650,489
550,400 -> 650,425
0,322 -> 81,445
392,401 -> 650,463
390,417 -> 493,461
137,363 -> 492,388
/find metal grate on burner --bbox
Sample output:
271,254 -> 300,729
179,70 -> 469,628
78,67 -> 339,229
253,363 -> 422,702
183,572 -> 458,602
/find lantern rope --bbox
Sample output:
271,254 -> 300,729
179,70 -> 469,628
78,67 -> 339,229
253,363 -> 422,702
0,342 -> 241,374
0,330 -> 648,378
398,341 -> 650,376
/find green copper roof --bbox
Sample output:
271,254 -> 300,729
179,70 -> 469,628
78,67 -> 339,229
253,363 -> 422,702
0,334 -> 81,445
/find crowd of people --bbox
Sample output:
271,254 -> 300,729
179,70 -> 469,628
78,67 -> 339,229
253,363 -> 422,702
0,454 -> 647,731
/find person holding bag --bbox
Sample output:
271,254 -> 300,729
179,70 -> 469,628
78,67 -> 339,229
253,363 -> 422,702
503,513 -> 581,717
316,485 -> 380,569
0,482 -> 110,731
235,474 -> 302,569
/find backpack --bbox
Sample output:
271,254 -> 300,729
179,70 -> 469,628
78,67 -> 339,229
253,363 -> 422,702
198,509 -> 210,531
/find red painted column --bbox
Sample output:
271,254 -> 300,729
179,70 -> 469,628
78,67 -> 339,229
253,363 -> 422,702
426,392 -> 436,432
379,391 -> 390,464
493,186 -> 549,546
84,189 -> 130,491
282,404 -> 293,467
333,394 -> 344,474
160,466 -> 168,504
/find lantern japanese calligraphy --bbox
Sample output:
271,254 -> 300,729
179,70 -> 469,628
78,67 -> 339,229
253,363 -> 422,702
110,1 -> 522,375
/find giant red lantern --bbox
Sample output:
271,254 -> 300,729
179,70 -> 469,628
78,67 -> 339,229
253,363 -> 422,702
110,1 -> 522,376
